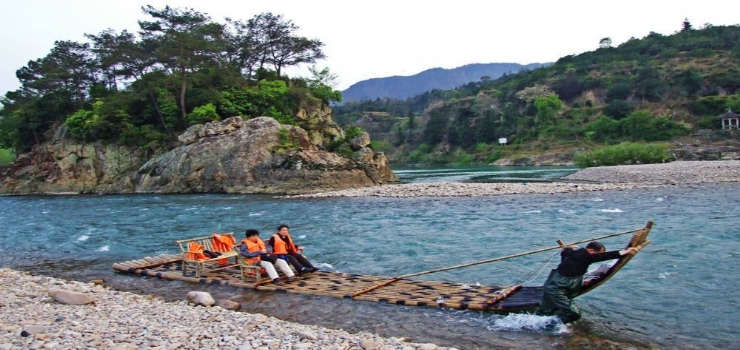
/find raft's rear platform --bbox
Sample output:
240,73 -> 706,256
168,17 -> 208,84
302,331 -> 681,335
112,254 -> 543,311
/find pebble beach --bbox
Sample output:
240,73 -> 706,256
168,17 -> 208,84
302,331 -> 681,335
3,160 -> 739,350
291,160 -> 740,198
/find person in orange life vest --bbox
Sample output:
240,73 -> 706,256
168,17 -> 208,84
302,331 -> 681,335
269,224 -> 318,274
239,229 -> 298,285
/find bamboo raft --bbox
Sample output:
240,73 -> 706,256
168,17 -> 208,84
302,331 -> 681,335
112,221 -> 652,311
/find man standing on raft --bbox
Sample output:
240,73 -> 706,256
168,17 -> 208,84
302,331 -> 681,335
536,241 -> 637,324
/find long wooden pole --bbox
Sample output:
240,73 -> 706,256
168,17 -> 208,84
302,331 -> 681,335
351,226 -> 645,298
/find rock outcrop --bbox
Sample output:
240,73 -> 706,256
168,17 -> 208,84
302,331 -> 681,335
0,115 -> 398,195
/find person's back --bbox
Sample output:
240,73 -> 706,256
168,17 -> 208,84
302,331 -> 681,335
536,241 -> 636,324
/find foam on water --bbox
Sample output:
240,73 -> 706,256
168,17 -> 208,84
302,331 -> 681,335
97,246 -> 109,252
77,235 -> 90,242
521,210 -> 541,214
599,208 -> 623,213
489,313 -> 570,334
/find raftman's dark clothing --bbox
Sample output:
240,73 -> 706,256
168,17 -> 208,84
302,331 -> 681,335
536,247 -> 623,324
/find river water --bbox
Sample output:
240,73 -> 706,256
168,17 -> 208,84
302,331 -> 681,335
0,165 -> 737,349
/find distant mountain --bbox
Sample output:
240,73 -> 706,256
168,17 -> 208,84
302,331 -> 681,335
341,62 -> 550,102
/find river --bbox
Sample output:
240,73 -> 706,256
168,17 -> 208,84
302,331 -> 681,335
0,165 -> 737,349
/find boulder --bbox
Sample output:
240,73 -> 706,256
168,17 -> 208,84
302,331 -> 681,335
186,291 -> 215,306
216,299 -> 241,310
47,289 -> 96,305
0,113 -> 399,195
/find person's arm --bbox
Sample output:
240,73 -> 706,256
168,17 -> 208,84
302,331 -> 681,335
591,247 -> 637,263
239,242 -> 260,258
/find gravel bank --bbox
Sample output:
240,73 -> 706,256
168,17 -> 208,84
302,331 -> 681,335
0,269 -> 450,350
289,160 -> 740,198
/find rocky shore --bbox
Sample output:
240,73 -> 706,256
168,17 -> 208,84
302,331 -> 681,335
0,268 -> 450,350
288,160 -> 740,198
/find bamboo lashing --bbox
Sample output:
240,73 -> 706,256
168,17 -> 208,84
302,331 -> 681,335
351,226 -> 646,298
486,284 -> 522,305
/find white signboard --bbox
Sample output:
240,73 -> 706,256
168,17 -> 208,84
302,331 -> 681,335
498,137 -> 507,145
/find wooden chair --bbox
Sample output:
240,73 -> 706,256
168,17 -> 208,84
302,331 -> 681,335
175,233 -> 239,277
233,245 -> 264,285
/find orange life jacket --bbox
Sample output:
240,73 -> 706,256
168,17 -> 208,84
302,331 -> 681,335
271,233 -> 298,255
187,242 -> 208,261
212,233 -> 235,252
240,237 -> 266,265
212,233 -> 236,265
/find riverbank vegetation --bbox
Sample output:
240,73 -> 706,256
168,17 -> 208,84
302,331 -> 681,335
0,5 -> 340,156
334,21 -> 740,166
0,148 -> 13,165
1,11 -> 739,169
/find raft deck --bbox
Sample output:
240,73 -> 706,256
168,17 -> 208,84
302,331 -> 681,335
112,254 -> 543,311
113,221 -> 652,311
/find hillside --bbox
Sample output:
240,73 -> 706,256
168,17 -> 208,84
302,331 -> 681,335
341,62 -> 548,102
333,23 -> 740,165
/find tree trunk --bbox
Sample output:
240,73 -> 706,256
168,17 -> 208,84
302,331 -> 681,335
179,69 -> 188,129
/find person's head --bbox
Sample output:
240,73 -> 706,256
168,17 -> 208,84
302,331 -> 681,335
585,241 -> 606,254
245,229 -> 260,242
277,224 -> 289,235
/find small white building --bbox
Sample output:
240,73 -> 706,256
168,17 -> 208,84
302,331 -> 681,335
719,109 -> 739,130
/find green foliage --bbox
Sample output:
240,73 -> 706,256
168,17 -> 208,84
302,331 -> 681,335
65,100 -> 130,141
306,67 -> 342,105
216,80 -> 298,124
187,103 -> 220,125
0,148 -> 15,165
371,139 -> 391,153
118,124 -> 171,149
276,127 -> 298,150
586,110 -> 689,143
344,125 -> 364,140
573,142 -> 670,167
585,116 -> 621,142
533,95 -> 563,125
603,100 -> 634,120
456,154 -> 474,165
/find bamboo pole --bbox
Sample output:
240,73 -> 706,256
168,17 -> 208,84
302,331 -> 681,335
351,224 -> 647,298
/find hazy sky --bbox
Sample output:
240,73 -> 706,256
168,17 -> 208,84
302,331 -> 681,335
1,0 -> 738,95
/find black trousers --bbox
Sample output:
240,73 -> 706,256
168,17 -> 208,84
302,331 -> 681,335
279,253 -> 315,272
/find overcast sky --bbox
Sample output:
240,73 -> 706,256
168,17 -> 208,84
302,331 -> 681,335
1,0 -> 738,95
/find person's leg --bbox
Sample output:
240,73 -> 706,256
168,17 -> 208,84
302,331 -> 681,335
274,259 -> 295,278
548,274 -> 582,324
292,253 -> 317,271
259,261 -> 282,284
283,255 -> 305,272
535,270 -> 558,316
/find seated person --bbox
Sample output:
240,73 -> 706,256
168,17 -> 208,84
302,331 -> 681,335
239,229 -> 299,285
269,224 -> 319,274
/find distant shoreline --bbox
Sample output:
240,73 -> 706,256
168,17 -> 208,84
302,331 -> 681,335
288,160 -> 740,198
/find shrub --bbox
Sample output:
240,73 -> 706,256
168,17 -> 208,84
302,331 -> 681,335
573,142 -> 669,167
0,148 -> 15,165
187,103 -> 220,126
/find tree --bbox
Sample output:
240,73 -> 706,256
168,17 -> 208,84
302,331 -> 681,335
682,18 -> 693,32
244,13 -> 325,77
515,84 -> 555,103
306,66 -> 341,105
138,5 -> 225,130
533,95 -> 562,125
85,29 -> 155,91
599,37 -> 612,48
